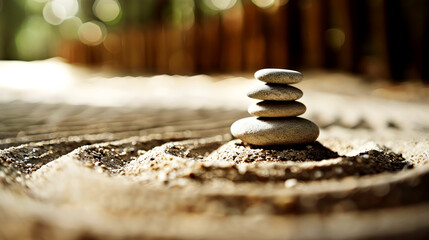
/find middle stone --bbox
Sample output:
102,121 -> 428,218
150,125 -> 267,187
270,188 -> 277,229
247,83 -> 303,101
248,101 -> 306,117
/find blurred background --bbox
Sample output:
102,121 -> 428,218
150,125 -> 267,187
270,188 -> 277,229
0,0 -> 428,81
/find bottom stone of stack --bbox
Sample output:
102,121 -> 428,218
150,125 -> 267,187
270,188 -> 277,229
230,117 -> 319,146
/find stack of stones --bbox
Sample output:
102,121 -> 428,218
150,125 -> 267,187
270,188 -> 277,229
231,69 -> 319,146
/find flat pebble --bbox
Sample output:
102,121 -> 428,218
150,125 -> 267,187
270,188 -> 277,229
255,68 -> 303,84
231,117 -> 319,146
247,84 -> 303,101
248,101 -> 306,117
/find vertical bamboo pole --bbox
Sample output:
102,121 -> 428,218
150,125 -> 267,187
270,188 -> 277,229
300,0 -> 325,68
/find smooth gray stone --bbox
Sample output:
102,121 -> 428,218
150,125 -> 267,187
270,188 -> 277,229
248,101 -> 306,117
247,83 -> 303,101
255,68 -> 303,84
230,117 -> 319,146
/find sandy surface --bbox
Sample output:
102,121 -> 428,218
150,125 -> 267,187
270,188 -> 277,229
1,60 -> 429,239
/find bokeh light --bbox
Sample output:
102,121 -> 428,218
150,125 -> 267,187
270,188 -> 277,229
203,0 -> 237,11
15,16 -> 55,60
42,0 -> 78,25
93,0 -> 121,23
0,0 -> 426,81
78,21 -> 106,46
325,28 -> 346,51
43,2 -> 66,25
55,0 -> 78,17
251,0 -> 275,8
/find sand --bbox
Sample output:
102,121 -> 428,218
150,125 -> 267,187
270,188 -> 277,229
1,63 -> 429,239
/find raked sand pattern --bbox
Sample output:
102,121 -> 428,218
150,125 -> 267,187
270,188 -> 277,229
1,72 -> 429,239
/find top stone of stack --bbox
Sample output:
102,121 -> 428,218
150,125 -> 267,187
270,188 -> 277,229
255,68 -> 303,84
